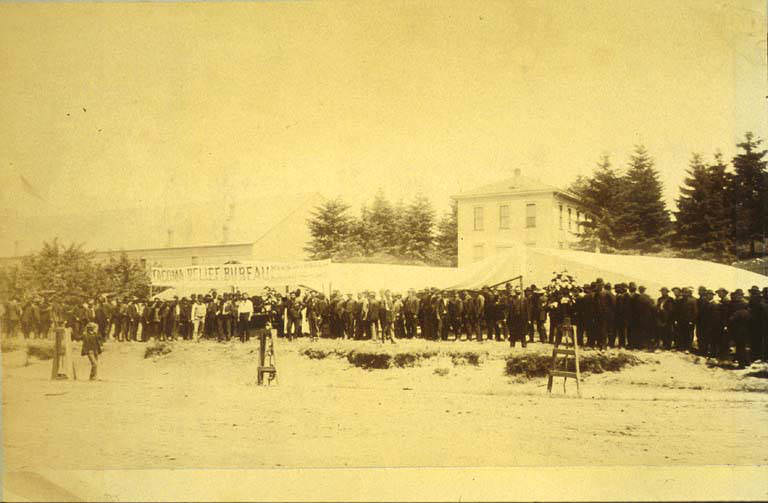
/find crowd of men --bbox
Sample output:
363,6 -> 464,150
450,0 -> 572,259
2,278 -> 767,367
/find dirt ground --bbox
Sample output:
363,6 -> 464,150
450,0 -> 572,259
2,337 -> 768,471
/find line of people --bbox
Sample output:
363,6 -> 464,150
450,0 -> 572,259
3,280 -> 766,367
0,293 -> 270,343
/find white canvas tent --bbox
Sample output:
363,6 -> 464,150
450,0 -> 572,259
446,246 -> 768,297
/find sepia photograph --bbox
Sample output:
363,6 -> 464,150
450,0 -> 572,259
1,0 -> 767,501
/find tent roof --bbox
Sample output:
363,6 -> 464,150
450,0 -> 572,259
446,247 -> 768,296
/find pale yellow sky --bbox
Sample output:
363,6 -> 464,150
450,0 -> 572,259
0,0 -> 766,222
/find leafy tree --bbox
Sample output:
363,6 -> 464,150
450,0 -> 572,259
102,252 -> 152,299
304,198 -> 354,260
729,132 -> 768,255
615,145 -> 671,252
434,200 -> 458,266
17,239 -> 107,306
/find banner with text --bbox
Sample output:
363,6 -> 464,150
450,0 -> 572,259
151,260 -> 331,286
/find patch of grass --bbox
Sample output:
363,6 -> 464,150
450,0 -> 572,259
299,340 -> 493,370
393,352 -> 421,367
434,367 -> 450,376
448,351 -> 486,366
504,351 -> 642,378
347,350 -> 392,369
144,342 -> 173,359
26,341 -> 55,360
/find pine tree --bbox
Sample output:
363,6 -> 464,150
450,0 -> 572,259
434,200 -> 458,266
615,145 -> 671,252
569,154 -> 625,251
368,189 -> 398,253
304,198 -> 353,260
351,204 -> 376,256
674,153 -> 710,249
400,194 -> 435,261
702,152 -> 735,259
390,198 -> 408,256
729,132 -> 768,255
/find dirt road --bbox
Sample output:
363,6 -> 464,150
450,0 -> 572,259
3,338 -> 768,470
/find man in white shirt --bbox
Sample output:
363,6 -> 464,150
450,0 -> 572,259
236,293 -> 254,343
192,297 -> 207,341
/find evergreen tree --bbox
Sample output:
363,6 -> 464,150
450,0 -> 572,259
304,198 -> 353,260
615,145 -> 671,252
400,194 -> 435,261
729,132 -> 768,255
674,153 -> 710,249
368,189 -> 398,253
434,200 -> 458,266
390,198 -> 408,256
702,152 -> 735,259
569,154 -> 625,250
351,204 -> 376,256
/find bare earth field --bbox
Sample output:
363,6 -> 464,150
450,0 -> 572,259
2,337 -> 768,472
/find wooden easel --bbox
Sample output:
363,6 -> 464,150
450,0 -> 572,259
547,316 -> 581,397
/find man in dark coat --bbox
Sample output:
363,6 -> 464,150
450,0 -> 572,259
711,288 -> 729,357
747,286 -> 767,362
463,291 -> 479,341
625,282 -> 640,349
697,289 -> 717,357
596,282 -> 616,350
614,284 -> 629,349
656,287 -> 675,350
677,287 -> 698,352
636,286 -> 656,350
728,289 -> 751,367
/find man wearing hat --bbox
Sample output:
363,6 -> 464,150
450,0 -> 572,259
697,289 -> 717,357
711,288 -> 730,357
596,281 -> 616,350
747,286 -> 767,362
81,321 -> 102,380
728,289 -> 750,367
656,287 -> 675,350
677,287 -> 698,352
624,282 -> 639,349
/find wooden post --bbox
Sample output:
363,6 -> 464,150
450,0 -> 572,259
51,325 -> 74,380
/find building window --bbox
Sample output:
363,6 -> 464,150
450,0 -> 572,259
568,207 -> 573,230
499,205 -> 510,229
559,204 -> 563,230
191,256 -> 199,265
558,241 -> 564,249
525,203 -> 536,228
472,244 -> 484,262
473,206 -> 484,231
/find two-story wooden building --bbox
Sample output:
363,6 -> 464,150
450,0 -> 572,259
452,169 -> 585,267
